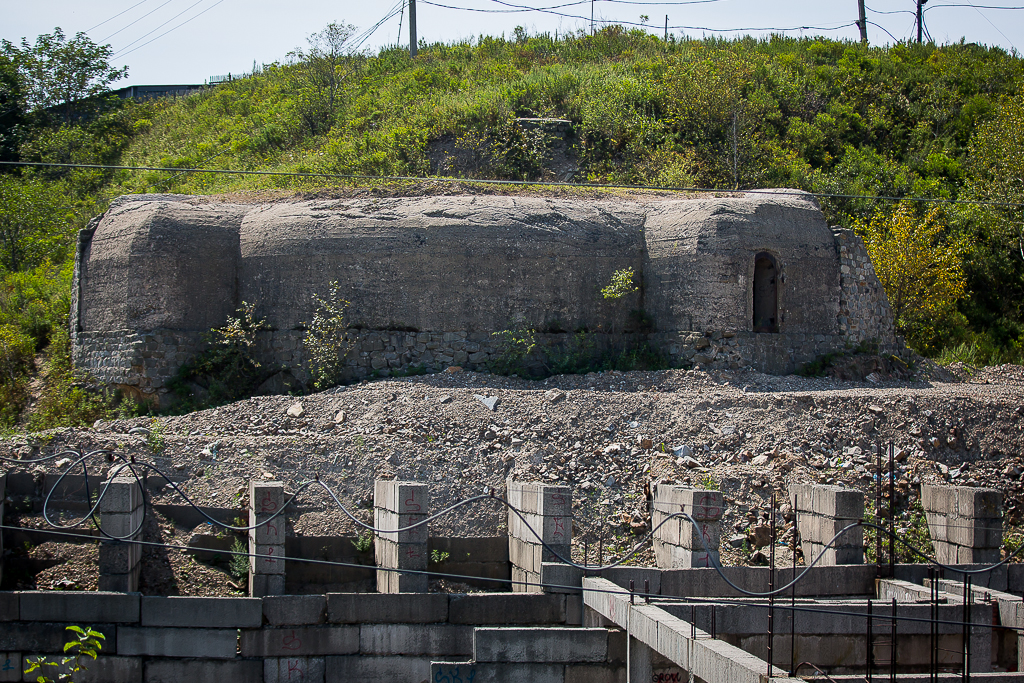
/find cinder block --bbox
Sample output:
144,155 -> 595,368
20,592 -> 139,623
98,541 -> 142,574
325,655 -> 434,683
251,543 -> 286,574
359,624 -> 473,656
327,593 -> 448,624
240,626 -> 358,656
99,507 -> 144,538
20,655 -> 140,683
373,480 -> 428,514
98,477 -> 144,514
430,661 -> 564,683
506,480 -> 571,517
0,653 -> 17,682
264,595 -> 327,625
473,627 -> 607,663
449,594 -> 566,625
654,487 -> 724,521
264,657 -> 325,683
97,565 -> 141,593
377,568 -> 428,594
250,573 -> 286,597
250,481 -> 285,515
143,658 -> 263,683
375,538 -> 427,570
0,593 -> 19,621
374,508 -> 428,544
117,627 -> 238,659
140,596 -> 262,628
251,516 -> 286,545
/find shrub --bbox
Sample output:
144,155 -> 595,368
303,281 -> 355,391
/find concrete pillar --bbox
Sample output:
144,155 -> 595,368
789,484 -> 864,565
249,480 -> 286,597
98,476 -> 143,592
922,484 -> 1002,564
652,485 -> 724,568
506,479 -> 572,593
628,635 -> 653,682
374,480 -> 429,593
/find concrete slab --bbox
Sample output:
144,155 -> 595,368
326,593 -> 448,624
430,660 -> 564,683
473,627 -> 607,663
140,596 -> 262,628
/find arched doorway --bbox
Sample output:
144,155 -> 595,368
753,252 -> 778,333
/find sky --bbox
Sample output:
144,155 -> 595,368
4,0 -> 1024,86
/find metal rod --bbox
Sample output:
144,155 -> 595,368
711,604 -> 716,639
866,597 -> 873,682
890,597 -> 897,682
888,443 -> 896,574
691,604 -> 696,640
630,579 -> 635,606
644,579 -> 649,605
768,492 -> 776,678
791,493 -> 798,676
876,442 -> 882,576
965,575 -> 972,682
930,566 -> 938,682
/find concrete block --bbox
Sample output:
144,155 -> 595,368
654,487 -> 724,521
473,627 -> 606,663
506,480 -> 571,517
327,593 -> 448,624
654,540 -> 719,569
98,541 -> 143,574
925,511 -> 949,542
509,536 -> 569,568
789,484 -> 863,520
117,627 -> 238,659
0,623 -> 69,652
450,593 -> 567,624
99,507 -> 144,538
0,654 -> 17,682
675,519 -> 721,551
240,626 -> 358,656
564,663 -> 625,683
956,487 -> 1002,519
98,477 -> 144,514
20,592 -> 139,623
264,657 -> 325,683
251,543 -> 286,574
143,658 -> 263,683
377,568 -> 429,594
539,563 -> 583,593
97,565 -> 141,593
430,661 -> 564,683
600,567 -> 662,597
20,655 -> 140,683
264,595 -> 327,625
512,566 -> 542,594
947,517 -> 1002,548
375,538 -> 427,569
374,480 -> 428,514
359,624 -> 473,656
509,511 -> 572,546
922,484 -> 956,515
0,594 -> 19,621
141,596 -> 262,628
251,516 -> 286,545
250,480 -> 285,515
374,508 -> 428,544
325,655 -> 434,683
250,573 -> 286,597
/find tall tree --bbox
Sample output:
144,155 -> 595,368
288,22 -> 358,135
3,28 -> 127,125
0,53 -> 27,164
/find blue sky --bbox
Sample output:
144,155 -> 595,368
5,1 -> 1023,86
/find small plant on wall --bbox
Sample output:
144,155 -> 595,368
24,625 -> 105,682
304,280 -> 355,390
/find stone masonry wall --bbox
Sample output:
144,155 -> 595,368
834,229 -> 899,352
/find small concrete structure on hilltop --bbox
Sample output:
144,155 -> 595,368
70,190 -> 899,404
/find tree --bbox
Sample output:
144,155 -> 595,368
0,177 -> 76,271
0,53 -> 27,163
288,22 -> 358,135
3,28 -> 127,125
858,203 -> 968,347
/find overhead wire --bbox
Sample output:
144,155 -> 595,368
84,0 -> 154,34
113,0 -> 228,60
1,160 -> 1020,209
97,0 -> 176,44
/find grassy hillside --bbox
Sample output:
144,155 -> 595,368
3,27 -> 1024,428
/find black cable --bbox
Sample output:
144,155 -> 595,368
866,19 -> 901,42
85,0 -> 155,34
1,160 -> 1019,209
97,0 -> 176,44
113,0 -> 229,60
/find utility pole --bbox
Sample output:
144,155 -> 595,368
664,15 -> 669,41
857,0 -> 868,43
591,0 -> 595,35
916,0 -> 928,44
409,0 -> 418,57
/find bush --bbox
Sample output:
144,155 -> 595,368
303,281 -> 355,390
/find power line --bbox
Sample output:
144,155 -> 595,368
97,0 -> 176,44
83,0 -> 153,34
2,160 -> 1021,208
112,0 -> 227,59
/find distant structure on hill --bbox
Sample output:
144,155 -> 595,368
70,190 -> 901,405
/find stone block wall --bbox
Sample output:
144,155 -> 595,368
789,484 -> 864,565
98,476 -> 144,592
506,480 -> 572,593
652,486 -> 724,569
922,484 -> 1002,564
834,229 -> 899,352
374,481 -> 429,593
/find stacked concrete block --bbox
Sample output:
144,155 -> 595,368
922,484 -> 1002,564
789,484 -> 864,565
653,486 -> 723,569
506,479 -> 572,593
374,480 -> 429,593
250,480 -> 286,597
98,476 -> 144,592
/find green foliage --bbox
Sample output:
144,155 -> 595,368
352,530 -> 374,553
146,419 -> 166,454
0,323 -> 35,427
288,22 -> 359,136
0,178 -> 77,272
303,281 -> 354,390
863,500 -> 932,565
696,473 -> 719,491
228,537 -> 249,583
489,323 -> 537,376
24,625 -> 105,682
601,267 -> 639,300
169,302 -> 273,411
430,549 -> 450,564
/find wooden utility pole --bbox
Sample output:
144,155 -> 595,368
857,0 -> 868,43
409,0 -> 418,57
916,0 -> 928,43
664,15 -> 669,41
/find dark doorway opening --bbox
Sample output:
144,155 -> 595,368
753,253 -> 778,333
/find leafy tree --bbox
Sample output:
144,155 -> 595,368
3,28 -> 127,124
288,22 -> 358,135
858,203 -> 969,350
0,53 -> 27,163
0,177 -> 76,271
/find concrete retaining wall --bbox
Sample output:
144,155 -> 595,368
922,484 -> 1003,565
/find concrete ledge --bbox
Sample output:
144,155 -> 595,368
449,594 -> 566,624
117,627 -> 237,659
140,596 -> 262,628
326,593 -> 448,624
325,654 -> 434,682
143,658 -> 263,683
263,595 -> 327,625
0,593 -> 18,621
431,660 -> 564,683
20,591 -> 139,623
240,626 -> 358,657
473,627 -> 607,663
0,622 -> 83,653
359,624 -> 473,656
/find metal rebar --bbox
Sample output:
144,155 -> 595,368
930,566 -> 938,682
876,443 -> 882,576
768,492 -> 776,678
711,604 -> 716,639
630,579 -> 635,606
584,540 -> 588,576
890,596 -> 897,682
691,604 -> 696,640
888,443 -> 895,574
965,575 -> 972,683
791,509 -> 797,677
866,597 -> 873,682
644,579 -> 649,605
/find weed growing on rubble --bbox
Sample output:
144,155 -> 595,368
489,323 -> 537,376
24,626 -> 105,682
352,530 -> 374,553
228,538 -> 249,584
304,280 -> 356,391
145,419 -> 165,454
